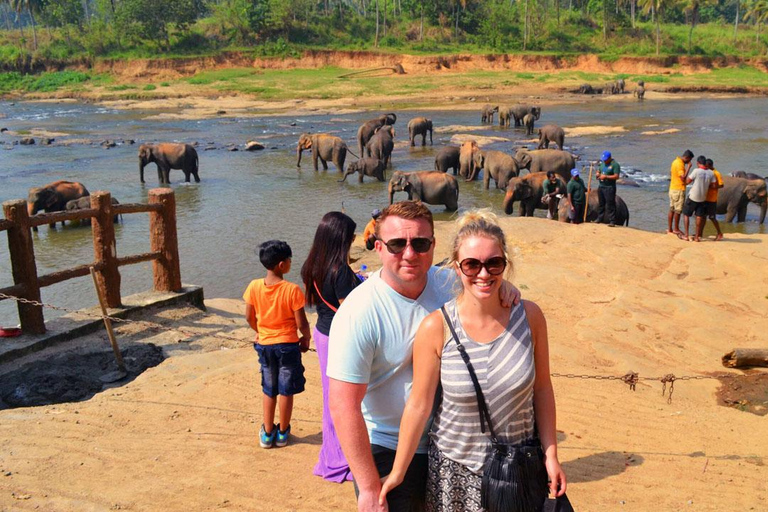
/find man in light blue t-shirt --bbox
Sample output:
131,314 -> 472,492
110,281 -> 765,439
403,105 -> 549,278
328,201 -> 518,512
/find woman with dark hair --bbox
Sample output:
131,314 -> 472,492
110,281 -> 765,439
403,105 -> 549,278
301,211 -> 361,483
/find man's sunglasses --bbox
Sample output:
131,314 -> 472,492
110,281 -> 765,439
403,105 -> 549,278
458,257 -> 507,277
379,237 -> 434,254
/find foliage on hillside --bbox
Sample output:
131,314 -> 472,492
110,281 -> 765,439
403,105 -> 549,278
0,0 -> 767,69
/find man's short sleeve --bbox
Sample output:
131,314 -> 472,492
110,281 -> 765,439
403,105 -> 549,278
290,283 -> 305,311
327,294 -> 375,384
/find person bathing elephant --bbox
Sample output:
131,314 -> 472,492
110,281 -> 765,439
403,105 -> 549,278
523,113 -> 536,136
459,140 -> 483,181
339,158 -> 386,183
716,176 -> 767,224
366,125 -> 395,167
139,143 -> 199,185
297,133 -> 349,173
356,113 -> 396,156
514,148 -> 578,184
434,146 -> 460,174
27,180 -> 90,231
510,105 -> 541,127
407,117 -> 433,146
558,190 -> 630,226
481,104 -> 499,124
537,124 -> 566,150
480,150 -> 520,190
388,170 -> 459,211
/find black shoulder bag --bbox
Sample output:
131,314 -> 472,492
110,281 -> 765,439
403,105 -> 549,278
440,306 -> 573,512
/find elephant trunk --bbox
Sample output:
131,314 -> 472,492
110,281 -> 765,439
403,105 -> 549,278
760,201 -> 767,224
27,201 -> 37,217
139,159 -> 146,183
503,194 -> 514,215
296,147 -> 303,167
388,184 -> 395,205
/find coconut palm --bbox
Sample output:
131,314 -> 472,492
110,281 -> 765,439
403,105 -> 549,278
744,0 -> 768,45
638,0 -> 679,55
10,0 -> 42,50
681,0 -> 714,54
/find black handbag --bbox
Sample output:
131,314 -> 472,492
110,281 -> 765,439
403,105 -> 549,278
440,306 -> 550,512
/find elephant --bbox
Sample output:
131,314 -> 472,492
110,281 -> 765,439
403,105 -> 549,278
139,143 -> 199,184
578,84 -> 595,94
513,148 -> 578,184
297,133 -> 349,173
366,125 -> 395,167
357,113 -> 397,156
503,173 -> 555,217
481,105 -> 499,124
523,114 -> 536,136
27,180 -> 90,231
65,196 -> 122,224
339,158 -> 386,183
716,176 -> 767,224
537,124 -> 565,150
730,171 -> 765,181
480,150 -> 520,190
434,146 -> 461,174
459,140 -> 483,181
388,171 -> 459,211
510,105 -> 541,127
616,78 -> 626,93
407,117 -> 433,147
637,80 -> 645,87
498,106 -> 513,127
634,86 -> 645,99
558,190 -> 630,226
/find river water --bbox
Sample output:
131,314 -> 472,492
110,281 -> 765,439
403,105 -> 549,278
1,97 -> 766,324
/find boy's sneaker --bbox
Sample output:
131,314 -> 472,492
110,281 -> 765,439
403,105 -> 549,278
276,424 -> 291,447
259,424 -> 276,449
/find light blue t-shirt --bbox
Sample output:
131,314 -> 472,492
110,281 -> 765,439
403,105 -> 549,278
327,266 -> 455,453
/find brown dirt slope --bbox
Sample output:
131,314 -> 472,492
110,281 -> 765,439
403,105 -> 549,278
1,218 -> 766,511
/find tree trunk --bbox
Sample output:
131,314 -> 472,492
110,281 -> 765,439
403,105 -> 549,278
455,2 -> 459,39
656,17 -> 661,55
603,0 -> 608,40
733,0 -> 739,42
722,348 -> 768,368
28,7 -> 38,50
83,0 -> 91,26
375,0 -> 379,46
524,0 -> 529,50
383,0 -> 387,37
631,0 -> 635,28
557,0 -> 560,25
420,0 -> 424,41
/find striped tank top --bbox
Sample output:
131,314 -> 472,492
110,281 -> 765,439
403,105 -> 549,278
429,299 -> 536,475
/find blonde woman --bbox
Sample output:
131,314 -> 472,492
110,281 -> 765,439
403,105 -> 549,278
379,210 -> 566,511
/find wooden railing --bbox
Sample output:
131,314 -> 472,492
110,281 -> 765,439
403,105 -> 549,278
1,188 -> 181,335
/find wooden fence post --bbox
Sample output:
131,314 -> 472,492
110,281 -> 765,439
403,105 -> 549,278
148,188 -> 181,293
2,199 -> 45,334
91,191 -> 122,308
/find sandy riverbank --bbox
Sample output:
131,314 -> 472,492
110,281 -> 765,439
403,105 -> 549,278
0,217 -> 766,511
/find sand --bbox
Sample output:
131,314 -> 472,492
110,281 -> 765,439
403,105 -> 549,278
1,217 -> 767,511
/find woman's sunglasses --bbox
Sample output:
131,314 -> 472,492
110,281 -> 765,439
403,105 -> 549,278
458,257 -> 507,277
379,237 -> 434,254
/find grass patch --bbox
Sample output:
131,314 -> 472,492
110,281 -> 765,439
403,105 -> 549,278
160,82 -> 170,87
106,84 -> 137,91
143,84 -> 157,90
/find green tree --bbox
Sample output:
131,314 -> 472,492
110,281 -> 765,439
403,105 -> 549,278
744,0 -> 768,44
682,0 -> 714,54
115,0 -> 202,48
11,0 -> 43,49
638,0 -> 678,54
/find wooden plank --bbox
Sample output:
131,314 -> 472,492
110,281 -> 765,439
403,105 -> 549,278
0,219 -> 12,232
722,349 -> 768,368
113,203 -> 163,215
37,263 -> 101,288
28,208 -> 97,227
0,284 -> 27,300
117,251 -> 161,266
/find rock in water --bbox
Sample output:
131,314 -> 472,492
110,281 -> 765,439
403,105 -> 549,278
245,141 -> 265,151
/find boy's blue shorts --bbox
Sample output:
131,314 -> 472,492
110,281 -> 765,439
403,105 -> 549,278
254,342 -> 306,397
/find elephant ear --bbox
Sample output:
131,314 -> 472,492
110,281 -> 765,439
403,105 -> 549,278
44,190 -> 58,208
520,183 -> 534,200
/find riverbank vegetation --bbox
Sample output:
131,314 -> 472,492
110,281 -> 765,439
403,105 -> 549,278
1,0 -> 768,71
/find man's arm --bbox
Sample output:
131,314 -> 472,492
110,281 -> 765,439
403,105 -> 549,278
329,379 -> 387,512
294,308 -> 310,352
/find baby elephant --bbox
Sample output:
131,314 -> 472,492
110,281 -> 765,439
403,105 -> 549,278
65,196 -> 122,224
523,113 -> 536,136
339,158 -> 386,183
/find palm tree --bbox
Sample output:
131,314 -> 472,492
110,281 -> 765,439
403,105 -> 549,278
10,0 -> 41,50
682,0 -> 713,54
638,0 -> 677,55
744,0 -> 768,45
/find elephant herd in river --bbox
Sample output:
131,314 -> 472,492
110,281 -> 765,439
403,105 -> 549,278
25,108 -> 768,228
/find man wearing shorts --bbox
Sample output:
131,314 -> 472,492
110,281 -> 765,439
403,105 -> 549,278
705,158 -> 724,241
668,149 -> 693,236
682,156 -> 716,242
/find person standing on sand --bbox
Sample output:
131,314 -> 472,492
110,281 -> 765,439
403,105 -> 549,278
378,210 -> 566,511
705,158 -> 724,241
596,150 -> 620,226
567,168 -> 587,224
301,212 -> 363,483
682,156 -> 717,242
363,209 -> 381,250
327,201 -> 520,512
668,150 -> 694,236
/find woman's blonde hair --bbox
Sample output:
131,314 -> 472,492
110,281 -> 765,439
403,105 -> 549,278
445,209 -> 513,279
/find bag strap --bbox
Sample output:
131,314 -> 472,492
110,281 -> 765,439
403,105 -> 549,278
440,306 -> 498,443
313,281 -> 337,313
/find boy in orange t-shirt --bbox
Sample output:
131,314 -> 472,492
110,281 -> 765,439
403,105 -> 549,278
243,240 -> 310,449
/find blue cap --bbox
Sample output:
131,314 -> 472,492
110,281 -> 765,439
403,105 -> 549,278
371,209 -> 382,218
570,168 -> 580,177
601,151 -> 612,161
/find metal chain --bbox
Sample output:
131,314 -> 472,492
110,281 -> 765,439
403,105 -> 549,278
0,292 -> 316,352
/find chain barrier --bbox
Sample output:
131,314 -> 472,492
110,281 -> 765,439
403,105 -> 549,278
0,292 -> 316,352
3,292 -> 748,396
